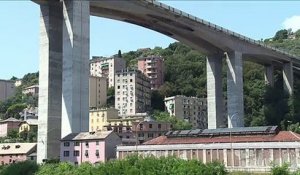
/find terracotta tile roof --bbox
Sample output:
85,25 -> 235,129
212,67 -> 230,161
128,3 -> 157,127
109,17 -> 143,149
144,131 -> 300,145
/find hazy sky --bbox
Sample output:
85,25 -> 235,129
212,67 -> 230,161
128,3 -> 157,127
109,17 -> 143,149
1,1 -> 300,79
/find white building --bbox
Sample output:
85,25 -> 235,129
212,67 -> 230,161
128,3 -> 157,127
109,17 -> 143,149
0,79 -> 15,102
90,56 -> 126,88
89,76 -> 107,109
164,95 -> 208,129
115,69 -> 151,116
22,85 -> 39,96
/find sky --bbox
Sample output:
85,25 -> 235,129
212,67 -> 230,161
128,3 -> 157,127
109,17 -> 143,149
0,1 -> 300,80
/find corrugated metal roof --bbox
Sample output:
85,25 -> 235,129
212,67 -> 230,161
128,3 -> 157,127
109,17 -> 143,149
61,131 -> 113,141
0,117 -> 21,123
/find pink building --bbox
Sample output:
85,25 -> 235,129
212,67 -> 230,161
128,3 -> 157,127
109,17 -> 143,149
0,143 -> 37,165
138,56 -> 164,90
0,118 -> 22,137
60,131 -> 121,165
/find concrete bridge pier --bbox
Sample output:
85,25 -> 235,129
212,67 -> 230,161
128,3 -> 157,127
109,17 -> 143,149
283,62 -> 293,96
206,54 -> 224,129
61,0 -> 90,137
226,51 -> 244,128
264,64 -> 274,87
37,1 -> 63,163
37,0 -> 90,163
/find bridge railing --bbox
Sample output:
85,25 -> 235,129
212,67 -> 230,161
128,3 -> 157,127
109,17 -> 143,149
145,0 -> 299,60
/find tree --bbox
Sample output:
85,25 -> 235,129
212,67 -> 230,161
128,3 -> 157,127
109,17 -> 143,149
118,50 -> 122,58
153,111 -> 192,130
273,29 -> 288,41
7,129 -> 19,139
6,103 -> 27,119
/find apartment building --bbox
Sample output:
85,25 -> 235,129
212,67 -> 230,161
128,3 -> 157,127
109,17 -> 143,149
0,143 -> 37,165
89,76 -> 107,109
138,55 -> 164,90
164,95 -> 207,129
131,120 -> 171,144
89,108 -> 119,132
60,131 -> 121,164
0,79 -> 15,102
115,69 -> 151,116
90,56 -> 126,87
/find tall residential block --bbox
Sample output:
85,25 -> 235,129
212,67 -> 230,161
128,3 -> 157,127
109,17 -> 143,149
138,55 -> 164,90
0,80 -> 16,102
89,76 -> 107,109
115,69 -> 151,116
164,95 -> 207,129
90,56 -> 126,88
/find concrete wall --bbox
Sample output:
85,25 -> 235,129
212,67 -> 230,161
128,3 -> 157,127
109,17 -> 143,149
89,76 -> 107,109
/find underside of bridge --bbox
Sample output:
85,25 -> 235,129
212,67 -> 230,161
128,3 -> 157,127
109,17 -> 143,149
34,0 -> 299,162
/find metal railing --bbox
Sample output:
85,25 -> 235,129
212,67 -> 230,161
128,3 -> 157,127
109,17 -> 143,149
144,0 -> 300,61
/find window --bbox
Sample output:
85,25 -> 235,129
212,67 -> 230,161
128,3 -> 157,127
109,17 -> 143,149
149,124 -> 152,128
73,150 -> 80,157
130,79 -> 133,82
64,142 -> 70,147
74,142 -> 80,146
96,141 -> 99,145
117,86 -> 120,89
63,151 -> 69,157
158,124 -> 161,129
74,162 -> 78,165
96,150 -> 99,157
148,133 -> 154,138
85,150 -> 89,157
85,142 -> 89,147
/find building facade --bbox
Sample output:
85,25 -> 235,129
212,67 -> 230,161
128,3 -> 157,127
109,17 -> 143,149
117,126 -> 300,172
0,143 -> 37,165
22,85 -> 39,96
131,120 -> 171,144
0,80 -> 15,102
19,119 -> 38,133
89,76 -> 107,109
164,95 -> 208,129
90,56 -> 126,88
0,118 -> 22,137
60,131 -> 121,164
89,108 -> 119,132
115,69 -> 151,116
138,56 -> 164,89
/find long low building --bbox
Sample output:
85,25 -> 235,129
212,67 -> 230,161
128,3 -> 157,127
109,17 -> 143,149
117,126 -> 300,172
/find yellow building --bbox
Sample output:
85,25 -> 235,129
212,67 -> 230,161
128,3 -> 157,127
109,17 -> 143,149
89,108 -> 119,131
19,120 -> 38,133
89,108 -> 144,132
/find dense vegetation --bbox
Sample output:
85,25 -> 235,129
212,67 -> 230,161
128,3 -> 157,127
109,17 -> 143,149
0,156 -> 228,175
2,157 -> 300,175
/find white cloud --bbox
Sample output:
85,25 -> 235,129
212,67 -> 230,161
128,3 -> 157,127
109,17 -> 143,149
282,15 -> 300,32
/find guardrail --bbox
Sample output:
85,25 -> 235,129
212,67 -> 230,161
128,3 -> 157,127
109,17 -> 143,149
144,0 -> 300,60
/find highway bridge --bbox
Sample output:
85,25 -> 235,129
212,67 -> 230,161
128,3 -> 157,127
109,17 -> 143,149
32,0 -> 299,162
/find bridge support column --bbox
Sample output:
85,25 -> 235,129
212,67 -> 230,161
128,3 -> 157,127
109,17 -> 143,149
226,51 -> 244,128
37,2 -> 63,163
207,55 -> 224,129
61,0 -> 90,137
264,64 -> 274,87
283,62 -> 293,96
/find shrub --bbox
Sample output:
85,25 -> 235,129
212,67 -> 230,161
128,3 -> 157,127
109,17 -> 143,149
0,161 -> 38,175
271,163 -> 290,175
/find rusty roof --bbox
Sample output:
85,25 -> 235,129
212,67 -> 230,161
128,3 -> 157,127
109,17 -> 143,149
144,131 -> 300,145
